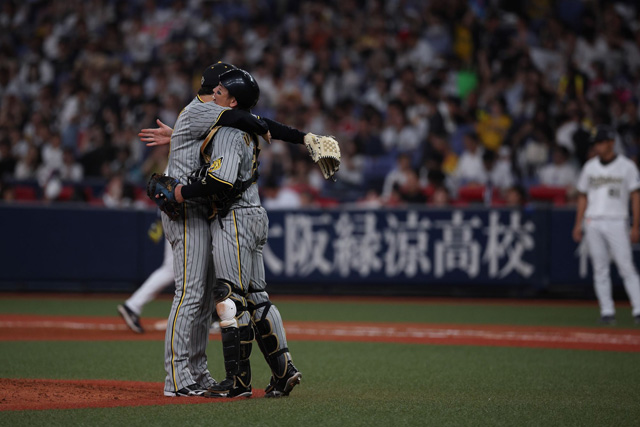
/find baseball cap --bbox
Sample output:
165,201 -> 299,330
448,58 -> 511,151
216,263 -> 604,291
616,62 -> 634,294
590,125 -> 615,144
200,62 -> 236,88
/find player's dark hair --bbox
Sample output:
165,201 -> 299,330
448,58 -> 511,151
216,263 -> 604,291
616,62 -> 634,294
198,86 -> 214,95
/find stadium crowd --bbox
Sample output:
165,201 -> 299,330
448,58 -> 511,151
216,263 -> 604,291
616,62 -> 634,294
1,0 -> 640,209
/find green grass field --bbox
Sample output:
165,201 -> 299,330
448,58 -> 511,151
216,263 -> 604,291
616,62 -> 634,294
1,295 -> 639,426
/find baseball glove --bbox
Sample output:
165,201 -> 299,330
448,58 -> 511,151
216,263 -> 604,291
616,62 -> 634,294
147,173 -> 181,220
304,133 -> 341,181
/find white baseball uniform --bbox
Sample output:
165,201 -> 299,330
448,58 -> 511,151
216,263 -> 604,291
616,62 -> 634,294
125,237 -> 173,316
576,154 -> 640,317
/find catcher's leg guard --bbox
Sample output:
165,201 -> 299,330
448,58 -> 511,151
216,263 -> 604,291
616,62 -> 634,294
249,291 -> 302,397
205,296 -> 253,398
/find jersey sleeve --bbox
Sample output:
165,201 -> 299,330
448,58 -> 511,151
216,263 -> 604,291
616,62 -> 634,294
216,110 -> 269,136
263,117 -> 305,144
189,102 -> 229,139
207,130 -> 242,186
627,161 -> 640,192
576,165 -> 589,194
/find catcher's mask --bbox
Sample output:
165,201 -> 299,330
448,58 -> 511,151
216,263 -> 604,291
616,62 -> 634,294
219,69 -> 260,110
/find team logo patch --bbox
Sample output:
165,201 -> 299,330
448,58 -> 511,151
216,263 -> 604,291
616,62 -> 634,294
208,157 -> 223,173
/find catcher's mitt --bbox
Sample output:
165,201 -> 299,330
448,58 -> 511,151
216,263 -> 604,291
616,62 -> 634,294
304,133 -> 341,180
147,173 -> 181,220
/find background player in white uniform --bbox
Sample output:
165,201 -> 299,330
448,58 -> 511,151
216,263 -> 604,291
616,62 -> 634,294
573,125 -> 640,325
118,222 -> 173,333
161,63 -> 270,397
173,69 -> 302,398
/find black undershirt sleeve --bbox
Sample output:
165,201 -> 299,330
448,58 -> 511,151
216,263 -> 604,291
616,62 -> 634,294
263,117 -> 305,144
180,175 -> 231,199
213,109 -> 269,136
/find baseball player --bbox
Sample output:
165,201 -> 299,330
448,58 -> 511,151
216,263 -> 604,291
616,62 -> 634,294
573,125 -> 640,325
168,69 -> 302,398
117,223 -> 172,333
161,62 -> 272,397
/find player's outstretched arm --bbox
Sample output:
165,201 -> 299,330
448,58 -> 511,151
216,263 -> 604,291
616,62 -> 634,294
140,113 -> 270,147
139,119 -> 173,146
263,118 -> 341,180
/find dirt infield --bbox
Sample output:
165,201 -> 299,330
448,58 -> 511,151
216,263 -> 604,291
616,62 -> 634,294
0,378 -> 261,411
2,313 -> 640,412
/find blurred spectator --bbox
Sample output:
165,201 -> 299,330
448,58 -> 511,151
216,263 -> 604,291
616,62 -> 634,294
537,146 -> 579,189
504,185 -> 528,208
453,132 -> 484,186
0,179 -> 14,202
355,189 -> 384,209
58,147 -> 84,182
381,153 -> 414,201
485,146 -> 516,191
0,139 -> 16,178
102,174 -> 134,208
14,145 -> 41,180
429,185 -> 451,207
475,97 -> 512,151
262,177 -> 302,210
555,101 -> 583,154
335,140 -> 365,190
395,170 -> 427,205
380,100 -> 421,156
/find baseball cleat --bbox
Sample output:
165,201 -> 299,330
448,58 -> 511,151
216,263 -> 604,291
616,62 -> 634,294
264,362 -> 302,398
117,304 -> 144,333
164,384 -> 207,397
599,315 -> 616,325
204,378 -> 252,398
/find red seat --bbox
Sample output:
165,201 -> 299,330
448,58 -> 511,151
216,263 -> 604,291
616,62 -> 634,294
58,186 -> 75,201
13,185 -> 38,201
456,185 -> 485,203
528,185 -> 567,205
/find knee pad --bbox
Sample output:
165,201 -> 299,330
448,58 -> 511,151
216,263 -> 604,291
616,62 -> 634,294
213,279 -> 234,304
216,299 -> 237,328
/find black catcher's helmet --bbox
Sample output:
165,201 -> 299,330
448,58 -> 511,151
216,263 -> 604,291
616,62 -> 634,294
219,69 -> 260,110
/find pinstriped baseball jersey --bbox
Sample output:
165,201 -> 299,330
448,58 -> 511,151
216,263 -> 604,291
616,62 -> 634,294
167,96 -> 230,186
206,126 -> 261,210
208,126 -> 265,293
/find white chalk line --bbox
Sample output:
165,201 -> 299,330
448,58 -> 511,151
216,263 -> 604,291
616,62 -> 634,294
0,320 -> 168,332
284,325 -> 640,346
1,320 -> 639,347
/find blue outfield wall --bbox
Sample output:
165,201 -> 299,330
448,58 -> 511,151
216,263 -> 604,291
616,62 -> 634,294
0,203 -> 633,294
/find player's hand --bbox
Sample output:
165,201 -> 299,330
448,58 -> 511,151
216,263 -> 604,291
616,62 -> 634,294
631,227 -> 640,244
261,131 -> 272,144
139,119 -> 173,146
572,224 -> 582,242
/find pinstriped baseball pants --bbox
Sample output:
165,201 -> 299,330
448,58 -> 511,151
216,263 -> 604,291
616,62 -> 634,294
212,206 -> 292,375
162,202 -> 217,394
